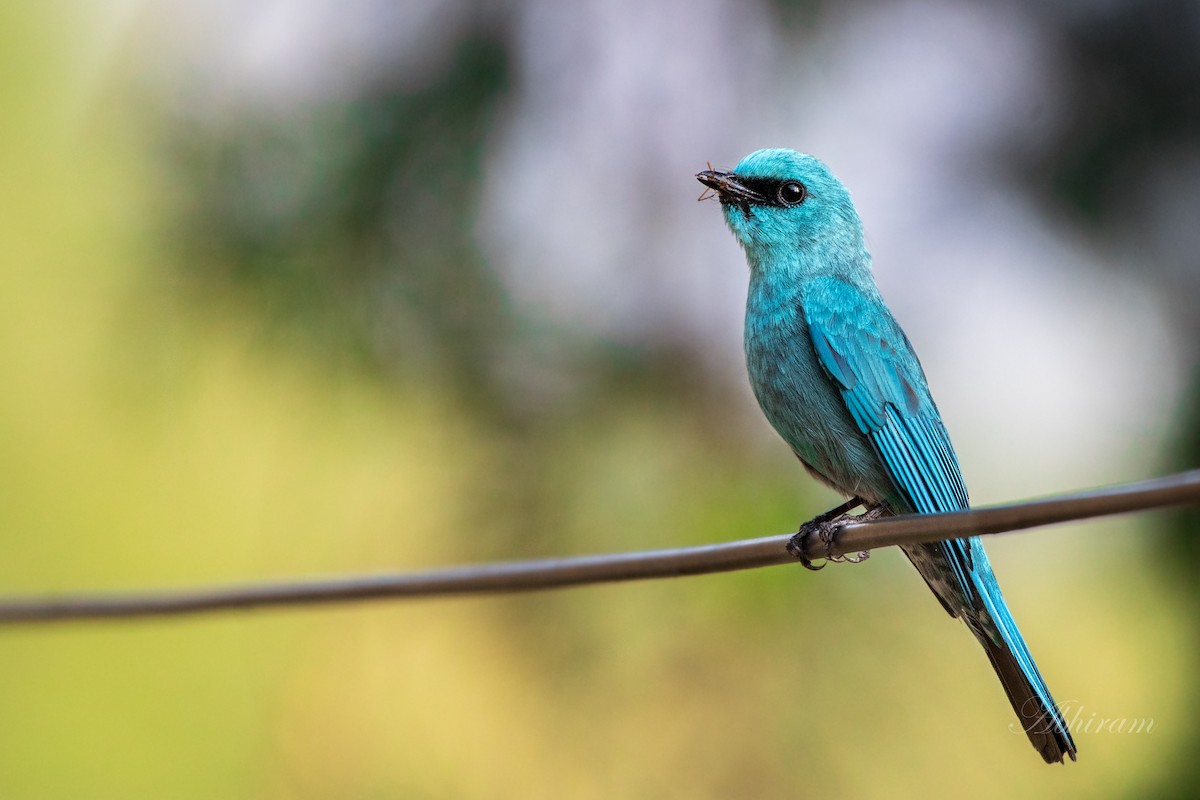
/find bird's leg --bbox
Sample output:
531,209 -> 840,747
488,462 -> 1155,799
788,498 -> 887,571
808,497 -> 864,527
827,503 -> 887,564
787,497 -> 862,570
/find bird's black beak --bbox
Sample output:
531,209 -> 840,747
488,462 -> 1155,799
695,169 -> 766,205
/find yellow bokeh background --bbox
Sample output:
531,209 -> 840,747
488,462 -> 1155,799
0,6 -> 1193,798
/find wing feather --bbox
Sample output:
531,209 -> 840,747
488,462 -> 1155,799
803,279 -> 967,514
801,277 -> 1076,762
803,277 -> 974,601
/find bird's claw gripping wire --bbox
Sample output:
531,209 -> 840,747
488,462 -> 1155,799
787,498 -> 884,570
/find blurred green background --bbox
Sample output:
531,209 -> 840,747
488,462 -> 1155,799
1,1 -> 1197,797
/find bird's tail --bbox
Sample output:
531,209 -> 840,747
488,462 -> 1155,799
970,585 -> 1077,764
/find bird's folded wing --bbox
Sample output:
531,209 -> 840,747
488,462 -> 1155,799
803,276 -> 975,594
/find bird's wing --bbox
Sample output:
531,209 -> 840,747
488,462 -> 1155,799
803,277 -> 975,602
805,278 -> 1076,762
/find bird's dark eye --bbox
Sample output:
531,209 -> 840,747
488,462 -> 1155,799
777,181 -> 806,206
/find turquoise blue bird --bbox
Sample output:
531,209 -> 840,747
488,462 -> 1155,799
697,149 -> 1076,764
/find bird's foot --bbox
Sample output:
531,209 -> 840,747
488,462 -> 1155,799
787,500 -> 885,571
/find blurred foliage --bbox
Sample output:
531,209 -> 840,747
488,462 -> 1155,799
0,2 -> 1195,798
1026,0 -> 1200,224
156,22 -> 751,566
164,35 -> 516,415
1012,5 -> 1200,795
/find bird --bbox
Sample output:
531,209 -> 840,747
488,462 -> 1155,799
696,148 -> 1076,764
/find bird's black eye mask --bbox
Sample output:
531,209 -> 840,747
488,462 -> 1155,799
696,170 -> 808,218
735,177 -> 808,209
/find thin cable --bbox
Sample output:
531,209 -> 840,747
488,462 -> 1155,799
0,470 -> 1196,625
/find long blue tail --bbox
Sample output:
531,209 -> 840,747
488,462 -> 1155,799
903,537 -> 1077,763
968,548 -> 1077,763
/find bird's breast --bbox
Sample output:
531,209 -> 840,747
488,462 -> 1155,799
743,278 -> 890,503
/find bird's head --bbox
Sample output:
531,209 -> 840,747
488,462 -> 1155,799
697,149 -> 864,269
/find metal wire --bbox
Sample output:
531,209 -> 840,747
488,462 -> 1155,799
0,469 -> 1196,625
